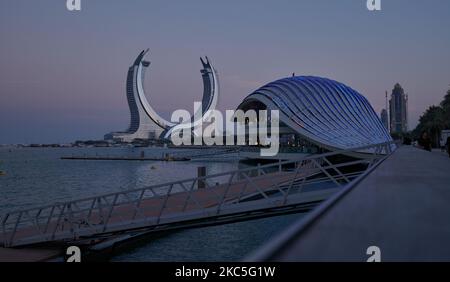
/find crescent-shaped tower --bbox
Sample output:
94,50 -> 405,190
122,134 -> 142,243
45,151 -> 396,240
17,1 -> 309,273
105,50 -> 219,142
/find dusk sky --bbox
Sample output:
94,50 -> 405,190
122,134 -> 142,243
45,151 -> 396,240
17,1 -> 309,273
1,0 -> 450,144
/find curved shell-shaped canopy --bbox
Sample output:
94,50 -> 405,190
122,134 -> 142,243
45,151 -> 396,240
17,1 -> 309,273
237,76 -> 392,150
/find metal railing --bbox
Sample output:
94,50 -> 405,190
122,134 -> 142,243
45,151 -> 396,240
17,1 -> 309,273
0,141 -> 395,247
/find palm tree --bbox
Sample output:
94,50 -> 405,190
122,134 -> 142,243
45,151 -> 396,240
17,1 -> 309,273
414,106 -> 445,147
440,89 -> 450,129
414,87 -> 450,147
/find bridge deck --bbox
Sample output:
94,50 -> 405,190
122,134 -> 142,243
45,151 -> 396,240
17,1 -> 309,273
0,170 -> 311,248
253,146 -> 450,261
1,141 -> 392,260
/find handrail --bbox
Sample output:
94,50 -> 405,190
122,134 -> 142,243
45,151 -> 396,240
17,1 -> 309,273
245,143 -> 400,262
2,141 -> 394,215
1,141 -> 395,247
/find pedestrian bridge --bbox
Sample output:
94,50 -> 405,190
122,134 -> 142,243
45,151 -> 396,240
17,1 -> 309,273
0,142 -> 394,249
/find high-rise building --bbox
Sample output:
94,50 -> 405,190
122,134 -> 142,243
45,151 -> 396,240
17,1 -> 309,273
389,83 -> 408,133
104,49 -> 165,142
380,109 -> 388,130
105,50 -> 219,142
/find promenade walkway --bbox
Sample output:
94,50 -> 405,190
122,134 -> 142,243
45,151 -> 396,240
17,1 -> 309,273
250,146 -> 450,261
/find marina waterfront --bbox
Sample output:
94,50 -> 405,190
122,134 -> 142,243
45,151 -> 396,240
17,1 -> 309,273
0,147 -> 239,214
0,147 -> 303,261
2,0 -> 450,267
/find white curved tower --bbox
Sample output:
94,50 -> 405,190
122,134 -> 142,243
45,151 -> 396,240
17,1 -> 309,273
105,50 -> 219,142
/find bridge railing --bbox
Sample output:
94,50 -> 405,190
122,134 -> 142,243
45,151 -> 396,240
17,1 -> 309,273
0,141 -> 395,247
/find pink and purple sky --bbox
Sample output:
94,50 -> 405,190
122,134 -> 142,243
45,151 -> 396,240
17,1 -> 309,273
1,0 -> 450,144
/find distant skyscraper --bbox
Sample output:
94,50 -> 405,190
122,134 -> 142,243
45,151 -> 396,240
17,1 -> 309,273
389,83 -> 408,133
380,109 -> 388,130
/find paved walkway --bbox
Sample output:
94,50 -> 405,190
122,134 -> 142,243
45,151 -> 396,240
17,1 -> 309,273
257,146 -> 450,261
